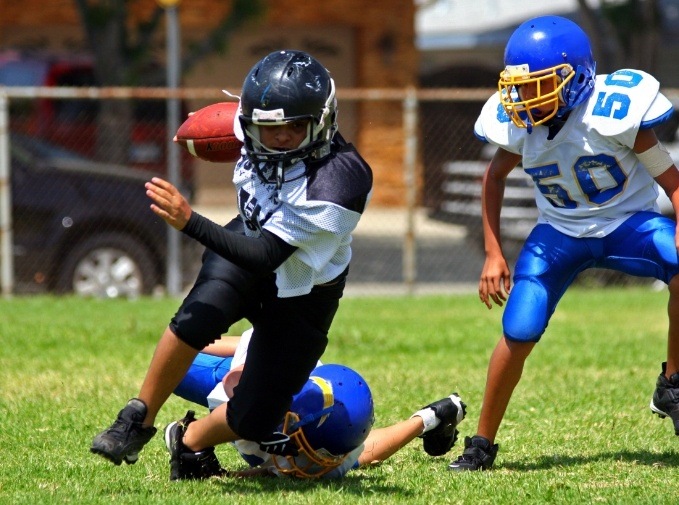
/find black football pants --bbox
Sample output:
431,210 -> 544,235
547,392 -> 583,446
170,245 -> 345,441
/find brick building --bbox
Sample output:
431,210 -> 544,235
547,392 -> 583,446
0,0 -> 419,206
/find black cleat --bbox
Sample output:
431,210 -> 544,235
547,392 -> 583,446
650,362 -> 679,435
420,393 -> 466,456
448,435 -> 498,472
165,410 -> 225,480
90,398 -> 157,465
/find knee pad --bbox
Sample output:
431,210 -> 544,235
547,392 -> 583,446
502,279 -> 551,343
173,354 -> 233,408
170,249 -> 262,350
170,282 -> 247,350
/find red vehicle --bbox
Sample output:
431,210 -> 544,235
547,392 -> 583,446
0,50 -> 195,194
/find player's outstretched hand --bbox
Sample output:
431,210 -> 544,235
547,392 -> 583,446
478,254 -> 511,309
258,432 -> 299,457
145,177 -> 192,231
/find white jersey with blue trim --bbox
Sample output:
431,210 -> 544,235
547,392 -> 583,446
206,328 -> 254,410
474,69 -> 674,238
232,144 -> 372,297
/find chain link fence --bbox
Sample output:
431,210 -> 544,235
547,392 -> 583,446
2,85 -> 679,298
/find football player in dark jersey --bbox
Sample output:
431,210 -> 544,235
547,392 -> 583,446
91,50 -> 374,478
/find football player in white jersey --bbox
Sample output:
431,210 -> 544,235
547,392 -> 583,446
170,328 -> 467,480
448,16 -> 679,472
91,51 -> 374,477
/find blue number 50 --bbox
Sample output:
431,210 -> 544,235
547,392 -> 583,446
591,69 -> 643,120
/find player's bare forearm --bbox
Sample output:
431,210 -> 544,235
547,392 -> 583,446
480,193 -> 510,308
670,184 -> 679,251
145,177 -> 192,230
654,166 -> 679,251
478,149 -> 519,309
358,418 -> 422,466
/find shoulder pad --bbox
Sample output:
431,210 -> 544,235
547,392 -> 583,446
584,70 -> 669,139
474,93 -> 526,154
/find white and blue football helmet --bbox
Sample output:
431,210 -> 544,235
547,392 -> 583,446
273,363 -> 374,478
498,15 -> 596,131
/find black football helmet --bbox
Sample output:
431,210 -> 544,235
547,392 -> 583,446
239,50 -> 337,177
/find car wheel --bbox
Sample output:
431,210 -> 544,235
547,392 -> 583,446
55,232 -> 159,298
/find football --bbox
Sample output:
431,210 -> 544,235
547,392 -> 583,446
174,101 -> 244,163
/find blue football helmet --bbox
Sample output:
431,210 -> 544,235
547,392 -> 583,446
239,50 -> 337,176
273,364 -> 374,478
498,15 -> 596,131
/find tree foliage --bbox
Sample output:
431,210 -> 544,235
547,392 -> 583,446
576,0 -> 661,73
69,0 -> 263,165
73,0 -> 264,86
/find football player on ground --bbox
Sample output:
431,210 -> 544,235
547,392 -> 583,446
449,15 -> 679,472
91,50 -> 374,474
168,328 -> 466,480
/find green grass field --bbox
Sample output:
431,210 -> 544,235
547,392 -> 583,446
2,287 -> 679,504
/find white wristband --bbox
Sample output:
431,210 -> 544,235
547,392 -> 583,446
636,142 -> 674,178
411,408 -> 440,435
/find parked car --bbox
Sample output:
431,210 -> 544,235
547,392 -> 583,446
0,50 -> 195,195
8,133 -> 199,297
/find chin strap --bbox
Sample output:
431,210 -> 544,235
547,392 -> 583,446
273,162 -> 284,203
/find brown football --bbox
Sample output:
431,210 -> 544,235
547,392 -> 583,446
174,101 -> 243,163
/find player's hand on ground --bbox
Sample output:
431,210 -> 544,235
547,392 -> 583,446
145,177 -> 192,231
479,255 -> 511,309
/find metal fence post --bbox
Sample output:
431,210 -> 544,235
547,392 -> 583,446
403,87 -> 418,295
0,91 -> 13,298
164,3 -> 182,296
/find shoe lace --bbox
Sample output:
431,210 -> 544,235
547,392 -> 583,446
456,449 -> 481,464
455,440 -> 492,467
660,383 -> 679,404
108,414 -> 138,437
